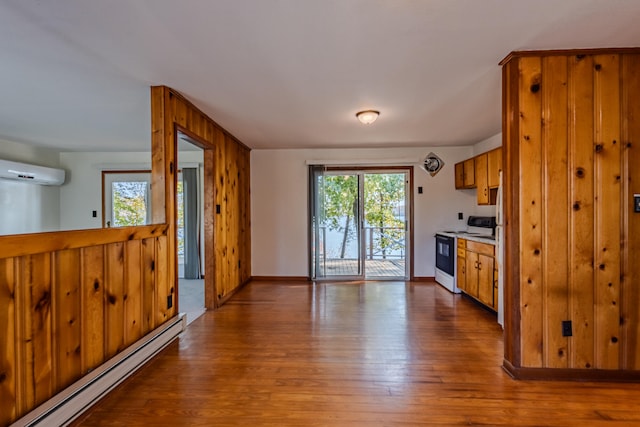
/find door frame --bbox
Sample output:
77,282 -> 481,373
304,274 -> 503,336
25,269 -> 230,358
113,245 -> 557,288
175,126 -> 216,309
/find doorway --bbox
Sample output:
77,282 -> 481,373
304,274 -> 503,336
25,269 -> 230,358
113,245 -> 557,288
176,132 -> 206,324
310,167 -> 411,280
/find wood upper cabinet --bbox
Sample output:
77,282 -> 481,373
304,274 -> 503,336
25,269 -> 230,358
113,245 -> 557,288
454,159 -> 476,189
475,153 -> 489,204
487,147 -> 502,188
454,162 -> 465,189
454,148 -> 501,205
463,158 -> 475,188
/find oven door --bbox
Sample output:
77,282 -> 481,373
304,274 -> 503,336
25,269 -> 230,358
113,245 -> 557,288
435,234 -> 454,276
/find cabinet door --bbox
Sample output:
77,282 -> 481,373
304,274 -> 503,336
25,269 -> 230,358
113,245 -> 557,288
465,251 -> 479,298
488,147 -> 502,188
463,158 -> 475,188
477,253 -> 495,308
475,153 -> 489,205
454,162 -> 465,189
457,250 -> 466,291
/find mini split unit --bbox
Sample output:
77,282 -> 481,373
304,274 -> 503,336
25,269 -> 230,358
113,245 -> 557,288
0,158 -> 65,186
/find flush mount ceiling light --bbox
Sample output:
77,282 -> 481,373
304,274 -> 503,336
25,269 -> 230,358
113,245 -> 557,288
356,110 -> 380,125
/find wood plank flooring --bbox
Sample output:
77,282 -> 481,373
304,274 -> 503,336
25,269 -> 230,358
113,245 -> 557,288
75,281 -> 640,426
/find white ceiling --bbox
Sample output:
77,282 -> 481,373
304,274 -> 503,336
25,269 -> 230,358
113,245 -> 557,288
1,0 -> 639,152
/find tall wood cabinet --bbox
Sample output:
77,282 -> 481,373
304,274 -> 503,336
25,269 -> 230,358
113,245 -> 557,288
502,48 -> 640,379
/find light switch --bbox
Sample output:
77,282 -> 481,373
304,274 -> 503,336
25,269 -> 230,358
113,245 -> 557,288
635,194 -> 640,213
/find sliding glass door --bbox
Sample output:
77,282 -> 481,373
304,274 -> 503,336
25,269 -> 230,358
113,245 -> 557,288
311,170 -> 363,279
310,167 -> 410,280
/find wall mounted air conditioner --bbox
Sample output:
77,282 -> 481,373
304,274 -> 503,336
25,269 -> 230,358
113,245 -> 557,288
0,158 -> 66,186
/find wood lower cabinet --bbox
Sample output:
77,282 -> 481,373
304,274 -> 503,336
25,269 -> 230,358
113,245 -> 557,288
476,253 -> 495,308
458,239 -> 496,311
456,239 -> 466,291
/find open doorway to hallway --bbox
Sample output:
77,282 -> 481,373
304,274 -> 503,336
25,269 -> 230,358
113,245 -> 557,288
177,133 -> 205,324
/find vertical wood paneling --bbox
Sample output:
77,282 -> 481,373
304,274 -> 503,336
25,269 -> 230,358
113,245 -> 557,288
504,49 -> 640,375
241,148 -> 251,284
155,236 -> 169,325
151,88 -> 167,226
81,246 -> 104,374
542,56 -> 569,368
228,140 -> 239,293
503,58 -> 522,366
105,243 -> 125,358
518,56 -> 544,368
151,86 -> 251,310
124,240 -> 143,346
621,54 -> 640,369
53,249 -> 82,390
215,129 -> 228,302
593,54 -> 621,369
568,54 -> 595,369
24,253 -> 54,407
164,91 -> 177,323
0,258 -> 16,425
204,147 -> 216,309
141,237 -> 156,334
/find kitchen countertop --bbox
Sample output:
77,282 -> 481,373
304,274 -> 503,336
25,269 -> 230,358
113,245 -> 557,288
436,231 -> 496,245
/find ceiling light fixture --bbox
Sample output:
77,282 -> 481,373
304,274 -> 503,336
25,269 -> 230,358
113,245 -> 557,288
356,110 -> 380,125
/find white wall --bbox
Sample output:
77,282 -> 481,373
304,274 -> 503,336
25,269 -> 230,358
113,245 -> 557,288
59,151 -> 153,230
0,139 -> 62,234
250,146 -> 476,278
473,132 -> 501,155
59,150 -> 203,231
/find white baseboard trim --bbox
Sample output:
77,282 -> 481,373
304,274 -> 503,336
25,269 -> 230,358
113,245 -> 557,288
11,314 -> 186,427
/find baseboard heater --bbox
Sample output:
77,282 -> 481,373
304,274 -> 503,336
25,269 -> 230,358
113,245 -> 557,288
11,314 -> 186,427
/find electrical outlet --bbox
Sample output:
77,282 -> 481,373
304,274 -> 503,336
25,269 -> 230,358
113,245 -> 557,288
634,194 -> 640,213
458,212 -> 463,220
167,295 -> 173,309
418,186 -> 423,194
562,320 -> 572,337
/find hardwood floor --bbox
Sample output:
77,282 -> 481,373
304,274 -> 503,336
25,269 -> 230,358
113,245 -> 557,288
75,281 -> 640,426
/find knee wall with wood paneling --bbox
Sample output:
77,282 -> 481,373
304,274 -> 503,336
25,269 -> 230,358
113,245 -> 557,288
502,49 -> 640,376
0,86 -> 251,425
0,226 -> 169,425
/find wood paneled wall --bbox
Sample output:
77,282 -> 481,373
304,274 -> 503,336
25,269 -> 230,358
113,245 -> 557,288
150,86 -> 251,309
1,86 -> 251,425
0,225 -> 168,425
502,48 -> 640,378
